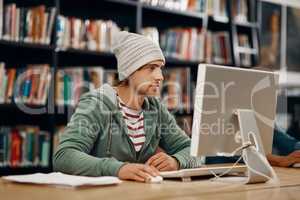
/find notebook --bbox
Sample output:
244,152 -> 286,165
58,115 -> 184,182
2,172 -> 122,188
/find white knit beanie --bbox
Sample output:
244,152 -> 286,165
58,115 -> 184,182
112,31 -> 165,81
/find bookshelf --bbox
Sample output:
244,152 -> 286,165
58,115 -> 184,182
0,0 -> 261,175
230,0 -> 260,67
258,0 -> 300,140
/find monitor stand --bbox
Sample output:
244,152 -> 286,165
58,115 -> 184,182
234,109 -> 277,184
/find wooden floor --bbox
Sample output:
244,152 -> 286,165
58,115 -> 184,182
1,167 -> 300,200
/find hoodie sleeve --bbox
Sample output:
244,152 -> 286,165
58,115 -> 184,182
158,103 -> 203,169
273,128 -> 300,156
53,93 -> 125,177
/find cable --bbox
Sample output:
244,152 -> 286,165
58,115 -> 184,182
209,155 -> 244,181
207,142 -> 251,180
207,142 -> 279,184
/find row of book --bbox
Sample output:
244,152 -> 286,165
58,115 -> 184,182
143,27 -> 232,65
140,0 -> 206,13
0,3 -> 56,44
205,30 -> 232,65
0,62 -> 192,112
0,63 -> 51,105
140,0 -> 228,20
56,15 -> 121,52
0,126 -> 50,167
56,67 -> 116,106
159,27 -> 205,62
141,0 -> 251,24
56,66 -> 192,112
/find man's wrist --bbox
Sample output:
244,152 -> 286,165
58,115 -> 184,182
171,156 -> 180,170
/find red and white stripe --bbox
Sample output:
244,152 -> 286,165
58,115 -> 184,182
118,97 -> 145,152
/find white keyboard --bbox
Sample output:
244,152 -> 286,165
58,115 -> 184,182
160,164 -> 247,178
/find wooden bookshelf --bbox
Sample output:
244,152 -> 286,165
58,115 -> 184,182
0,40 -> 55,50
0,166 -> 51,176
0,0 -> 261,175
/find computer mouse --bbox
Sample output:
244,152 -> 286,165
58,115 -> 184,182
146,175 -> 163,184
292,163 -> 300,168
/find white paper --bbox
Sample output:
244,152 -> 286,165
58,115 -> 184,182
3,172 -> 122,187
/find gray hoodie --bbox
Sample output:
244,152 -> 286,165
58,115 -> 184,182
53,84 -> 202,176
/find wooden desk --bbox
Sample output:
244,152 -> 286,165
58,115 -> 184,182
0,167 -> 299,200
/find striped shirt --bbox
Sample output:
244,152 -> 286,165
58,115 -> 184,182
118,97 -> 145,152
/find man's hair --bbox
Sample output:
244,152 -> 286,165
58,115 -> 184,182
117,79 -> 129,87
116,64 -> 148,87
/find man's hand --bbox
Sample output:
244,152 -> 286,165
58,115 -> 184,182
267,150 -> 300,167
145,152 -> 179,171
117,163 -> 160,182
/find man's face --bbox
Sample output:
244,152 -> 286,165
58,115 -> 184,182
129,60 -> 164,96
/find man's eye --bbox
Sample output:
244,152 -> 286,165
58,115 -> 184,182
150,66 -> 156,70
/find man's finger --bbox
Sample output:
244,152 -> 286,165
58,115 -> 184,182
136,169 -> 151,182
150,155 -> 168,167
143,165 -> 159,177
133,174 -> 147,182
146,153 -> 164,165
149,165 -> 160,176
156,161 -> 170,171
159,165 -> 171,172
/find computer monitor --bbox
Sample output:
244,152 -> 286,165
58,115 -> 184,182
191,64 -> 279,157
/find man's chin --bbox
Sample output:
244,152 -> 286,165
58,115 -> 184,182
143,91 -> 160,97
137,87 -> 160,97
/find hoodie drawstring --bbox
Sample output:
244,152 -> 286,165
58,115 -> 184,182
106,114 -> 112,157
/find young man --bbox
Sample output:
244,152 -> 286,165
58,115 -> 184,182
53,31 -> 202,182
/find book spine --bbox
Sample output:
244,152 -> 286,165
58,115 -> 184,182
0,0 -> 3,38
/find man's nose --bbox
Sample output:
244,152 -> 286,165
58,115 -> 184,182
154,69 -> 164,82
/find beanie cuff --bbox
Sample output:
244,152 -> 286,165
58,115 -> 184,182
118,53 -> 165,81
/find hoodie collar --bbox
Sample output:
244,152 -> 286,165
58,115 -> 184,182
98,83 -> 151,111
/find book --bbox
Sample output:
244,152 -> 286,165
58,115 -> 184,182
0,0 -> 3,38
232,0 -> 249,23
5,68 -> 17,103
53,126 -> 66,154
104,69 -> 119,86
161,67 -> 191,112
259,3 -> 281,70
207,0 -> 229,22
176,115 -> 193,136
0,62 -> 6,103
238,34 -> 251,66
141,27 -> 160,45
